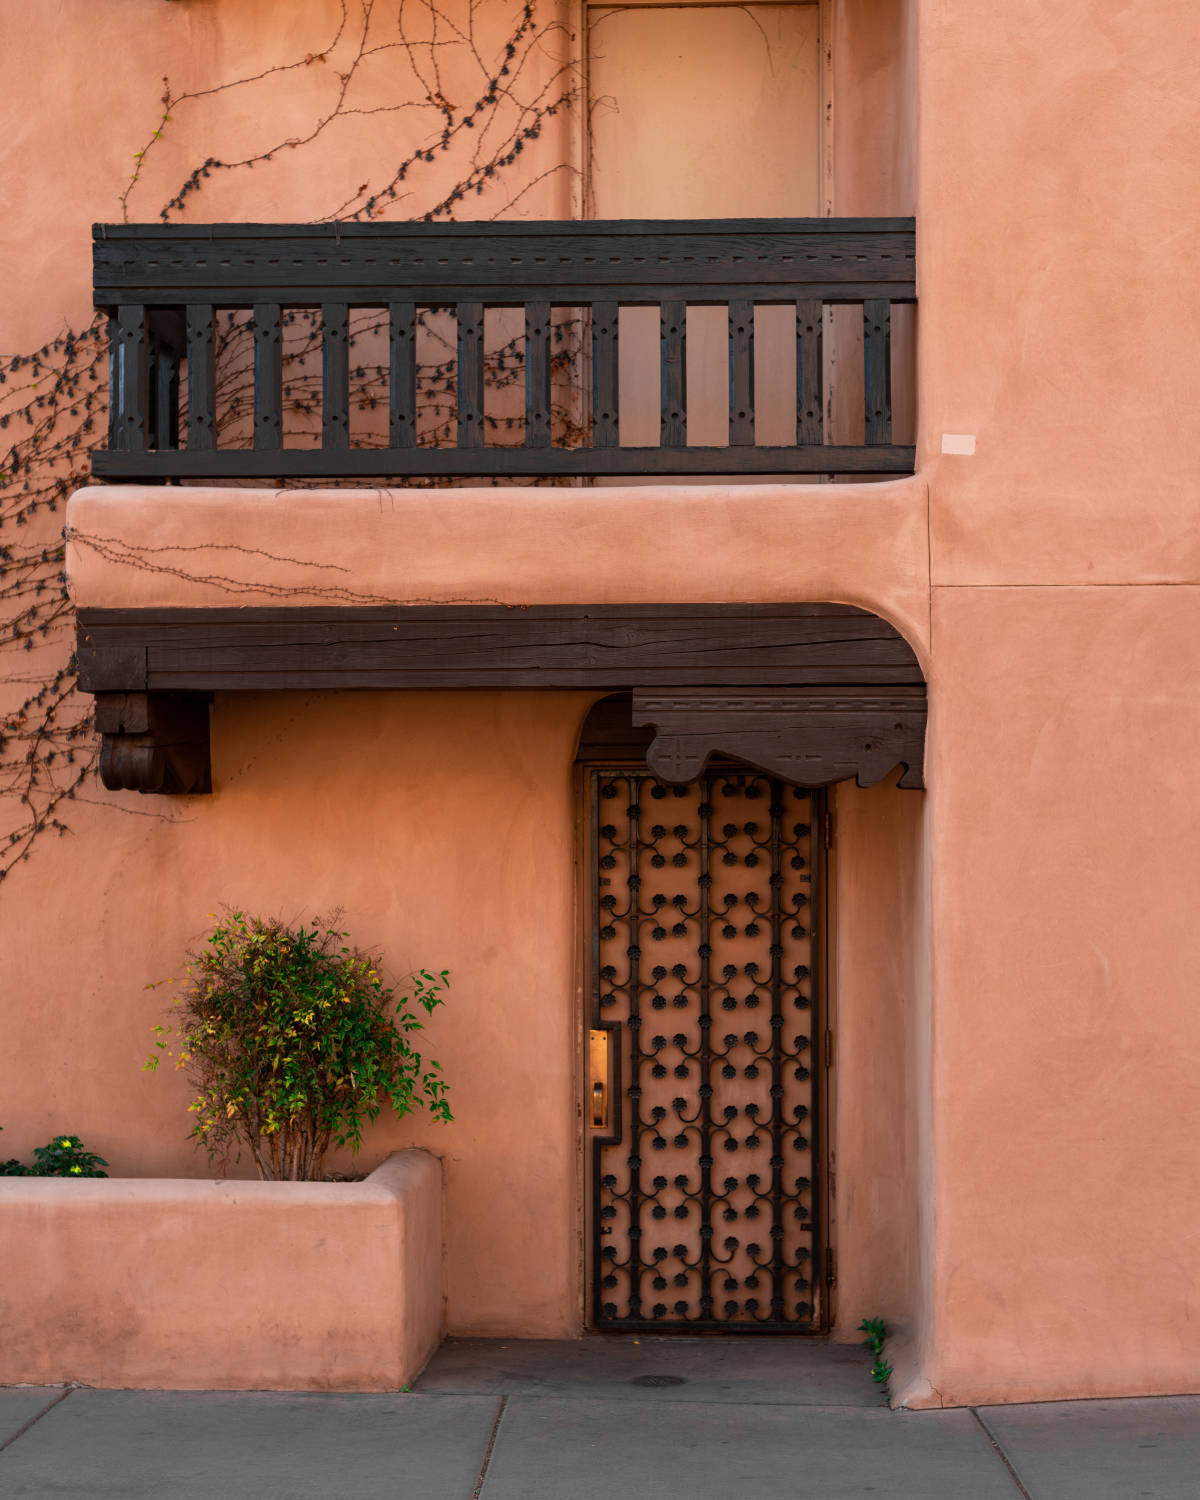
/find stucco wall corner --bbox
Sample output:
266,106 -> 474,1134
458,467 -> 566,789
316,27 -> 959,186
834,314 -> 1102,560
374,1147 -> 446,1380
892,1375 -> 946,1412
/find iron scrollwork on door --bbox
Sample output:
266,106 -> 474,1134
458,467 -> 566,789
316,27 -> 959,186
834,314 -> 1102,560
590,768 -> 822,1332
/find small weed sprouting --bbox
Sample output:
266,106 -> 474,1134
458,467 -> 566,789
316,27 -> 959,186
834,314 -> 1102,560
858,1316 -> 893,1405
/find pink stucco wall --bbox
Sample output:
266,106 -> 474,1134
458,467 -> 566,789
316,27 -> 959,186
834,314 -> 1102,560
3,0 -> 1200,1405
904,0 -> 1200,1406
828,776 -> 927,1392
918,587 -> 1200,1406
59,478 -> 930,1342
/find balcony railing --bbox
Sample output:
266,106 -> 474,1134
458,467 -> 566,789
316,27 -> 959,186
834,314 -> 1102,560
92,218 -> 915,482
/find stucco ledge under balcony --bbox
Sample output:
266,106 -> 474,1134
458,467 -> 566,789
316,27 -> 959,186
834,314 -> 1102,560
65,477 -> 931,651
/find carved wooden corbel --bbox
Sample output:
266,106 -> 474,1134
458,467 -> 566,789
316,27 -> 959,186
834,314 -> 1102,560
632,687 -> 926,789
94,692 -> 212,795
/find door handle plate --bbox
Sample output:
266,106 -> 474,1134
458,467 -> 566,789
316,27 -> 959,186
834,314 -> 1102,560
588,1028 -> 610,1130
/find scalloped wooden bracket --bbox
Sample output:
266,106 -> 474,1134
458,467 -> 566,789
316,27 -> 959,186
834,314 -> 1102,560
632,687 -> 926,789
95,692 -> 212,795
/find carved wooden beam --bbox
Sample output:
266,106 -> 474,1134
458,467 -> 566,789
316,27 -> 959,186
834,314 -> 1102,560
76,603 -> 925,690
76,604 -> 926,794
632,687 -> 926,789
95,692 -> 212,795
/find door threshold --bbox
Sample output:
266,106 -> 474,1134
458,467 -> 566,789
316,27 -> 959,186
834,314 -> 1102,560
412,1335 -> 876,1407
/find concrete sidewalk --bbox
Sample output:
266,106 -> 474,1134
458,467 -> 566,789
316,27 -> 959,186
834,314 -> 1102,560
1,1338 -> 1197,1499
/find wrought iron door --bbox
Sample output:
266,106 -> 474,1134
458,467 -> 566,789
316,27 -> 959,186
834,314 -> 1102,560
588,767 -> 823,1332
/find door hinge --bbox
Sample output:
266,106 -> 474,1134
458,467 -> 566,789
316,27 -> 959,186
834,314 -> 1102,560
823,810 -> 833,849
824,1028 -> 833,1069
825,1247 -> 836,1287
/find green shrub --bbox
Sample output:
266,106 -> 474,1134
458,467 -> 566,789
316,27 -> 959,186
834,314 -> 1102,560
0,1129 -> 108,1177
146,910 -> 451,1181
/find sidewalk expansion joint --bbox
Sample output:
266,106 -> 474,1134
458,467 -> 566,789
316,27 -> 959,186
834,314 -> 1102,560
471,1394 -> 508,1500
970,1406 -> 1034,1499
0,1387 -> 73,1456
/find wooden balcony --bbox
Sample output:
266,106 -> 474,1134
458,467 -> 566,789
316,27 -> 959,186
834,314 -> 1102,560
92,219 -> 915,483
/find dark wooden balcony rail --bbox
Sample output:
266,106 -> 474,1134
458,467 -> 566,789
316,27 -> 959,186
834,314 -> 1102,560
92,219 -> 915,481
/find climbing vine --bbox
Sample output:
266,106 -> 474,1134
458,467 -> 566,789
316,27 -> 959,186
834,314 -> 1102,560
0,0 -> 580,884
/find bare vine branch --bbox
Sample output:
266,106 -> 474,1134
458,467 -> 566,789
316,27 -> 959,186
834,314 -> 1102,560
0,0 -> 579,884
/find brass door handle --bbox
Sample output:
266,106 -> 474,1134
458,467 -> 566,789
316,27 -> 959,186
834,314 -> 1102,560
589,1029 -> 610,1130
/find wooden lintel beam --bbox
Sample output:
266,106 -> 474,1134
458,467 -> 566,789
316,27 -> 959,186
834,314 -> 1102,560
76,604 -> 927,795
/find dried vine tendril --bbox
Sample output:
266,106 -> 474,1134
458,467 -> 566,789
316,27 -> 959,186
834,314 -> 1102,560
0,0 -> 580,884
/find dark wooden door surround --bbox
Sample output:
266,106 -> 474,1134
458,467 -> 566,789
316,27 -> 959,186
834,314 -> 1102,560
75,603 -> 927,796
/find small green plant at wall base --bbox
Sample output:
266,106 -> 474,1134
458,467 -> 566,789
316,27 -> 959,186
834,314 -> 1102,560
30,1135 -> 110,1176
859,1316 -> 893,1404
0,1128 -> 108,1177
0,1127 -> 20,1176
145,911 -> 451,1181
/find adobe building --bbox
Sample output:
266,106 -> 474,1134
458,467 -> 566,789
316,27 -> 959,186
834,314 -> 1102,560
1,0 -> 1198,1407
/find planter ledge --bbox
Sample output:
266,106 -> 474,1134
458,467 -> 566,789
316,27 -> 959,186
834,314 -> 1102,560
0,1149 -> 442,1391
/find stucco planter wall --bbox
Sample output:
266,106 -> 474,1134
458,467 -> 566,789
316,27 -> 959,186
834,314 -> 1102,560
0,1149 -> 442,1391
